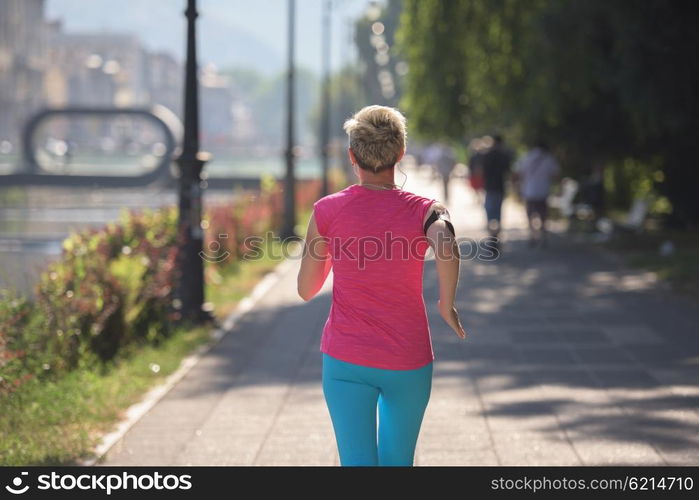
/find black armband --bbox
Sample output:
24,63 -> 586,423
424,208 -> 456,236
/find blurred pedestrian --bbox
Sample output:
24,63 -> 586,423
513,140 -> 561,247
481,135 -> 513,246
420,142 -> 442,177
467,138 -> 486,204
436,142 -> 457,203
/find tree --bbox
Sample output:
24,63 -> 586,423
308,64 -> 365,143
354,0 -> 405,108
397,0 -> 699,225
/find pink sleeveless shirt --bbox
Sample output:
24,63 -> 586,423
313,183 -> 438,370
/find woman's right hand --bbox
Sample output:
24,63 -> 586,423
438,300 -> 467,339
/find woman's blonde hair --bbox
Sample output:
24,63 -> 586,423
343,105 -> 407,173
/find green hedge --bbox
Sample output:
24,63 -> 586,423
1,207 -> 179,393
0,176 -> 339,396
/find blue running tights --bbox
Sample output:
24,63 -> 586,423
321,352 -> 433,466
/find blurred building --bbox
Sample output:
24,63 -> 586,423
45,26 -> 150,108
146,51 -> 183,118
0,3 -> 245,159
200,65 -> 235,154
0,0 -> 49,146
230,99 -> 256,150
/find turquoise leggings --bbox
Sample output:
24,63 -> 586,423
321,352 -> 433,466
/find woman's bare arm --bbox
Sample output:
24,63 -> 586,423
424,202 -> 467,339
297,211 -> 332,301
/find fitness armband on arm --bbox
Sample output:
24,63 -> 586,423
424,208 -> 455,237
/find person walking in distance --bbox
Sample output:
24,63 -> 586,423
436,142 -> 457,203
297,105 -> 467,466
513,140 -> 561,247
481,135 -> 513,248
467,137 -> 486,205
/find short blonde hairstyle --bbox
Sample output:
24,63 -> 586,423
343,105 -> 407,173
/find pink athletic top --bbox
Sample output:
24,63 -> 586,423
313,183 -> 438,370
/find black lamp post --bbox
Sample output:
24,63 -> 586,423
176,0 -> 210,323
320,0 -> 332,198
280,0 -> 298,240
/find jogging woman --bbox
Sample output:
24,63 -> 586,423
297,105 -> 467,466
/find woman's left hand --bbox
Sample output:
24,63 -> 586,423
438,300 -> 467,339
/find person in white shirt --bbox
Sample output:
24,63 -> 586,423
435,142 -> 457,203
513,141 -> 561,247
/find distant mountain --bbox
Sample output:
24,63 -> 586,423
46,0 -> 284,75
197,14 -> 284,75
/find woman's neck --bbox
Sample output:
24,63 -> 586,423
357,169 -> 395,187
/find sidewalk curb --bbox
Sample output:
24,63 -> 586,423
76,253 -> 298,466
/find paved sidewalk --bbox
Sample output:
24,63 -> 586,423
100,168 -> 699,466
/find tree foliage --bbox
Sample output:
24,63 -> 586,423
397,0 -> 699,225
354,0 -> 405,107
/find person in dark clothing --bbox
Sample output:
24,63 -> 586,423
481,135 -> 513,243
580,161 -> 606,229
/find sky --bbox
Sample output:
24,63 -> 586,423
46,0 -> 378,76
